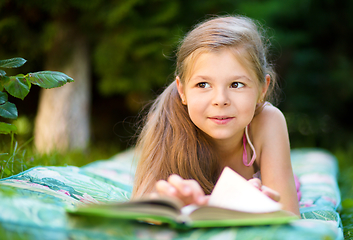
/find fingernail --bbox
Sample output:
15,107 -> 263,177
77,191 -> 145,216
251,181 -> 259,189
169,187 -> 176,194
197,196 -> 205,205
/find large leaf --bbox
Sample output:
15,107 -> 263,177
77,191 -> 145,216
2,75 -> 30,100
0,58 -> 26,68
0,69 -> 6,77
0,122 -> 17,134
27,71 -> 74,89
0,91 -> 8,104
0,101 -> 18,119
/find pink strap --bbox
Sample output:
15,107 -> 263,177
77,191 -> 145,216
243,125 -> 256,167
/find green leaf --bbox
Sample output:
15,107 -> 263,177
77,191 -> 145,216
342,198 -> 353,208
3,168 -> 12,176
0,69 -> 6,77
0,101 -> 18,119
2,75 -> 30,100
0,58 -> 27,68
0,91 -> 8,104
27,71 -> 74,89
0,122 -> 17,134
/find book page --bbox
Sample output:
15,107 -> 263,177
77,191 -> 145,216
208,167 -> 282,213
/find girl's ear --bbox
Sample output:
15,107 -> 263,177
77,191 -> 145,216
176,76 -> 187,105
259,74 -> 271,103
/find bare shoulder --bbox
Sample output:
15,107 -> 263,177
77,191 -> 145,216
252,104 -> 288,134
250,104 -> 290,163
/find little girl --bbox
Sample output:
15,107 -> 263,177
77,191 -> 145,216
132,15 -> 300,216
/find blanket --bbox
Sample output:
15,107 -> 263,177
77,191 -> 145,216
0,148 -> 344,240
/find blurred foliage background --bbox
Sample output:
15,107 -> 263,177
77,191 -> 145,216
0,1 -> 352,161
1,0 -> 353,154
1,0 -> 353,238
1,0 -> 353,159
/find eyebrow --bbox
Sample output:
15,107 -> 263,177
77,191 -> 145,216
190,75 -> 253,82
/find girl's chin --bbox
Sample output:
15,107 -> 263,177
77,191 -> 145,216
206,134 -> 239,142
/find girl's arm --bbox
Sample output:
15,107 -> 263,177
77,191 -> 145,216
253,105 -> 300,216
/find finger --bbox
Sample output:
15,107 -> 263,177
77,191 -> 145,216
168,174 -> 192,197
148,192 -> 160,199
155,180 -> 177,196
248,178 -> 262,190
261,185 -> 281,202
202,195 -> 211,205
168,176 -> 206,205
185,180 -> 207,205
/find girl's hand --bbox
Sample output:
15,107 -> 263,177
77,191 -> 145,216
248,178 -> 280,202
153,174 -> 209,206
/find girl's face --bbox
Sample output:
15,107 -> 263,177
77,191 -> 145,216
177,49 -> 267,145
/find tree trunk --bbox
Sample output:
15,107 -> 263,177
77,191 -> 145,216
34,27 -> 90,154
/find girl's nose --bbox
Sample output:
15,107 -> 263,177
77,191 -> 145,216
212,88 -> 230,106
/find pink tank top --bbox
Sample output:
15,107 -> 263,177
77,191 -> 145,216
242,125 -> 256,167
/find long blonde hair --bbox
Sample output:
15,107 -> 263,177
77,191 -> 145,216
132,15 -> 277,197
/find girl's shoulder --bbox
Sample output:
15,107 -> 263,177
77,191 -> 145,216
253,103 -> 286,128
251,103 -> 289,168
251,103 -> 288,144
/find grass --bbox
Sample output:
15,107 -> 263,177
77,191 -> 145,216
1,138 -> 353,239
0,138 -> 123,179
334,148 -> 353,240
342,203 -> 353,239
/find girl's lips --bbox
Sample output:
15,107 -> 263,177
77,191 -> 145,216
208,116 -> 234,125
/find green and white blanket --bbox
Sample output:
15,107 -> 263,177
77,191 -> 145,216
0,148 -> 343,239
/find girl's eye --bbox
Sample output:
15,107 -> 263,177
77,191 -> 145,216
230,82 -> 244,88
197,82 -> 210,88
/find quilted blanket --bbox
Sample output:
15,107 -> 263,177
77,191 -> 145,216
0,148 -> 344,239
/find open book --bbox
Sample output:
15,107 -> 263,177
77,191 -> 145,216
67,167 -> 298,229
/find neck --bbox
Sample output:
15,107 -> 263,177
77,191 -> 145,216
212,132 -> 244,164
